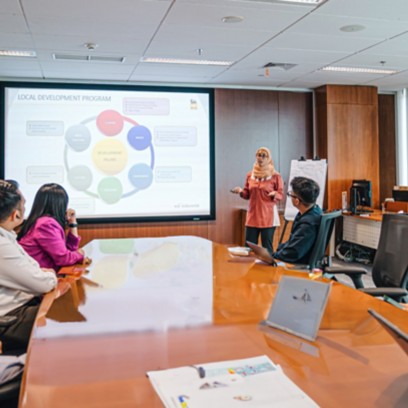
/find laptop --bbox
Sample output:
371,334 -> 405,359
246,241 -> 277,265
262,275 -> 332,341
368,309 -> 408,355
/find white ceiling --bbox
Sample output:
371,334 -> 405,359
1,0 -> 408,92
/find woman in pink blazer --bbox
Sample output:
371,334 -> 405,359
18,183 -> 89,272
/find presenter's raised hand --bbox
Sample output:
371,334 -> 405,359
230,187 -> 243,194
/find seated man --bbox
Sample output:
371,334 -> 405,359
0,180 -> 57,354
248,176 -> 322,265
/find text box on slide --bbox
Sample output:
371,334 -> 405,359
26,166 -> 64,184
26,121 -> 64,136
69,197 -> 96,215
155,126 -> 197,146
155,167 -> 192,183
123,98 -> 169,115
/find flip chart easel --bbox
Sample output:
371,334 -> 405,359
279,158 -> 327,244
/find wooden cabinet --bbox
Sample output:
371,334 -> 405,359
314,85 -> 380,210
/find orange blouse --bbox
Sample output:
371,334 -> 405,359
240,172 -> 284,228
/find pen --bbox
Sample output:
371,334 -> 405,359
189,365 -> 205,378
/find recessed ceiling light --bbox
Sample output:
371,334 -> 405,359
140,57 -> 233,66
321,66 -> 398,74
340,25 -> 366,32
221,16 -> 244,23
53,53 -> 125,63
277,0 -> 325,3
0,50 -> 36,57
230,0 -> 326,5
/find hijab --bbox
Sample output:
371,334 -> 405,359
252,147 -> 275,179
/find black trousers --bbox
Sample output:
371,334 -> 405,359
0,297 -> 41,355
245,226 -> 276,255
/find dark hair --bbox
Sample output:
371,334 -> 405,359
18,183 -> 69,239
291,176 -> 320,205
0,180 -> 22,222
5,179 -> 19,189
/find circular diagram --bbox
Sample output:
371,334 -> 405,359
64,109 -> 155,204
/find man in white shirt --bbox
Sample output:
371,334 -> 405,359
0,180 -> 57,353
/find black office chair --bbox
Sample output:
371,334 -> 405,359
290,210 -> 343,271
324,213 -> 408,302
0,315 -> 22,408
0,374 -> 22,408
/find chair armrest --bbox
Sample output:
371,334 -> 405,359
360,287 -> 408,302
323,265 -> 367,289
285,263 -> 308,271
324,265 -> 368,274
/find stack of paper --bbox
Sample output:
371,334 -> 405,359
147,355 -> 318,407
227,247 -> 250,257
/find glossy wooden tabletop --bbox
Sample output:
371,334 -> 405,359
20,236 -> 408,408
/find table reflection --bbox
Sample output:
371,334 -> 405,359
35,236 -> 213,339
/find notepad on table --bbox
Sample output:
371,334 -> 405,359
147,355 -> 318,407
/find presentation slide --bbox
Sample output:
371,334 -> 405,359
2,84 -> 214,222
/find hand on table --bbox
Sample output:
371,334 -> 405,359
83,256 -> 92,265
55,279 -> 71,299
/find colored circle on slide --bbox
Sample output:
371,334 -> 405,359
65,124 -> 91,152
92,139 -> 128,175
96,110 -> 124,136
127,125 -> 152,150
67,165 -> 93,191
128,163 -> 153,190
97,177 -> 123,204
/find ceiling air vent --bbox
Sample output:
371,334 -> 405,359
53,54 -> 125,63
262,62 -> 297,71
90,55 -> 126,63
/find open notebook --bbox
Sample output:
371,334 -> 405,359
368,309 -> 408,355
147,355 -> 319,408
262,276 -> 331,341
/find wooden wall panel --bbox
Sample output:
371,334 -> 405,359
277,92 -> 314,194
209,89 -> 313,245
210,89 -> 279,245
378,94 -> 396,202
324,85 -> 378,105
76,89 -> 313,246
315,85 -> 380,210
79,221 -> 210,246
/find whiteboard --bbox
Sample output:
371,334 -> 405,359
284,159 -> 327,221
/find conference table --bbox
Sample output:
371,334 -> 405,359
19,236 -> 408,407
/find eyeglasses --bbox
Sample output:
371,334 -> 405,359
287,191 -> 299,199
256,153 -> 267,159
